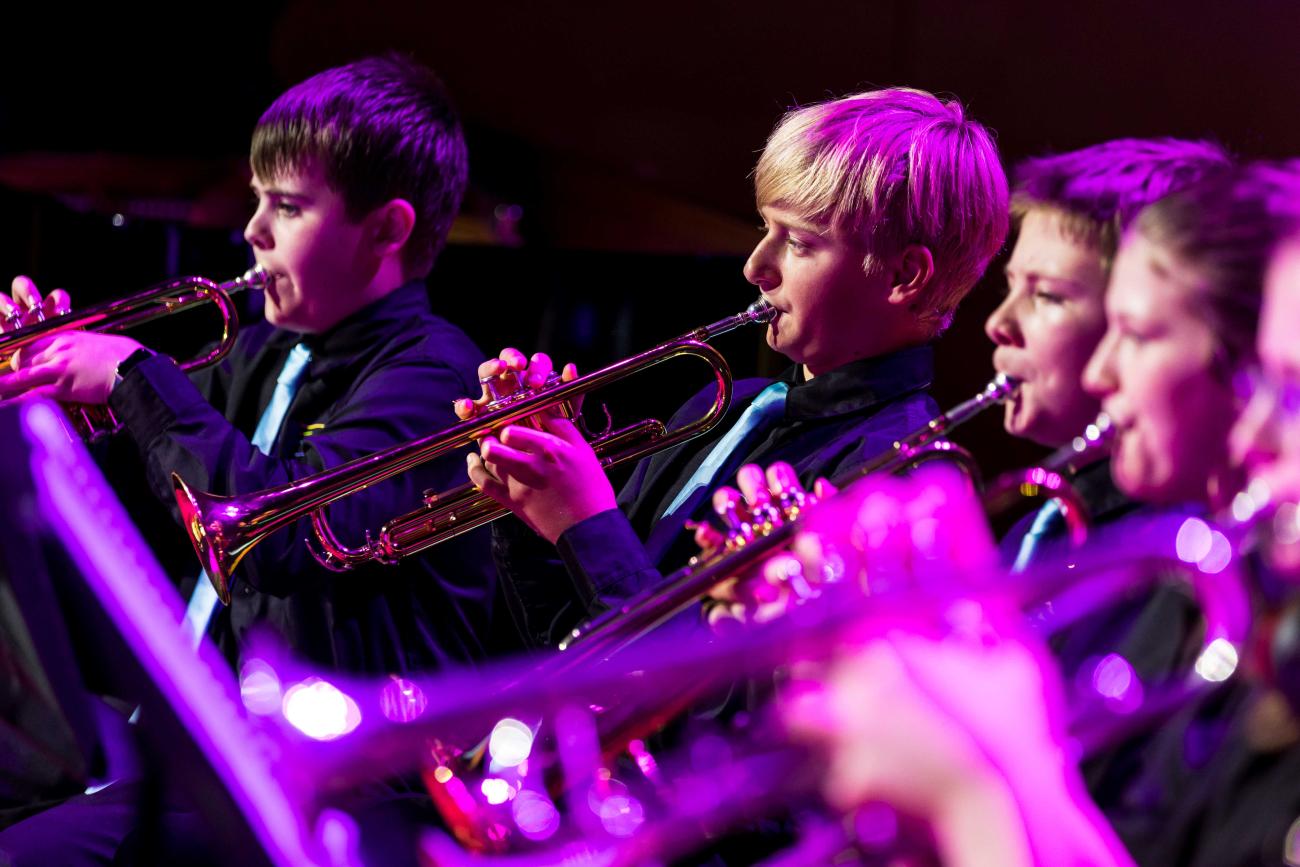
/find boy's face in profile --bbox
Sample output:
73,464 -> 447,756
744,203 -> 894,377
986,209 -> 1109,446
245,161 -> 377,334
1231,239 -> 1300,575
1083,232 -> 1237,506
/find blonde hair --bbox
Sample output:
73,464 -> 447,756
754,88 -> 1009,334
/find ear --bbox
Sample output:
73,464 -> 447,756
367,198 -> 417,259
886,244 -> 935,307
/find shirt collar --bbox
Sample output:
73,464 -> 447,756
268,280 -> 432,376
781,344 -> 935,421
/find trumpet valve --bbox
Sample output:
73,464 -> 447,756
713,488 -> 757,551
777,487 -> 815,522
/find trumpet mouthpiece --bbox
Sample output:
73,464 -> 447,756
746,298 -> 777,324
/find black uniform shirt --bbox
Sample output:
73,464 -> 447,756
494,345 -> 939,647
107,281 -> 498,676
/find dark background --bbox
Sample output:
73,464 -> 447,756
3,1 -> 1298,478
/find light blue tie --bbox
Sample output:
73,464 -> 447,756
659,381 -> 791,521
181,343 -> 313,646
1011,499 -> 1064,573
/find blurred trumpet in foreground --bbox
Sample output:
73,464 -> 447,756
229,466 -> 1256,866
557,373 -> 1019,661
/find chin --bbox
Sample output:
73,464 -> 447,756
1004,403 -> 1049,446
1109,453 -> 1150,502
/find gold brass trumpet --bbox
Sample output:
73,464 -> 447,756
250,478 -> 1255,866
0,266 -> 267,440
176,299 -> 777,605
982,411 -> 1116,549
556,373 -> 1020,661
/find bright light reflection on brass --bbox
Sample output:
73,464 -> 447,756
1194,637 -> 1239,682
487,717 -> 535,768
1175,517 -> 1213,563
239,658 -> 283,716
380,676 -> 428,723
511,790 -> 561,841
282,678 -> 362,740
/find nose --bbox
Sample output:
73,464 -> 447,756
984,292 -> 1024,348
1229,388 -> 1281,475
743,234 -> 779,292
1081,328 -> 1118,399
244,201 -> 271,250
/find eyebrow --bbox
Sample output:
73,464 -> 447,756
760,207 -> 830,236
249,182 -> 306,199
1003,266 -> 1092,293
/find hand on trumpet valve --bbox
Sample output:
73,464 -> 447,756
460,349 -> 615,543
700,463 -> 838,630
1,276 -> 70,332
0,278 -> 141,405
703,462 -> 1004,633
453,347 -> 580,423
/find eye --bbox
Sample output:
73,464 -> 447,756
275,201 -> 302,217
785,237 -> 810,254
1117,326 -> 1150,346
1033,289 -> 1065,305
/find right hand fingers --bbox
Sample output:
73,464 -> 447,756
457,349 -> 567,421
711,485 -> 753,530
11,276 -> 44,313
466,452 -> 509,501
43,289 -> 71,317
2,280 -> 71,332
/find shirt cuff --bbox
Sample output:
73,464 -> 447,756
107,353 -> 207,449
556,508 -> 660,609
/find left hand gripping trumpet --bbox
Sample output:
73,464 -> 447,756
0,267 -> 267,440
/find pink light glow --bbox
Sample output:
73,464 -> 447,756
1198,530 -> 1233,574
1090,653 -> 1144,714
488,718 -> 535,767
239,658 -> 283,716
481,777 -> 515,805
1175,517 -> 1213,563
598,794 -> 645,838
627,739 -> 660,782
380,676 -> 428,723
512,791 -> 561,841
282,678 -> 362,740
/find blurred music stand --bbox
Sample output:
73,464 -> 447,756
0,399 -> 318,866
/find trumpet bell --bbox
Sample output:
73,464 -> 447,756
174,475 -> 248,605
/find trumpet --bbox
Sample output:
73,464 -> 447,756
176,299 -> 777,605
982,411 -> 1116,549
556,373 -> 1019,661
237,474 -> 1256,866
0,266 -> 267,440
